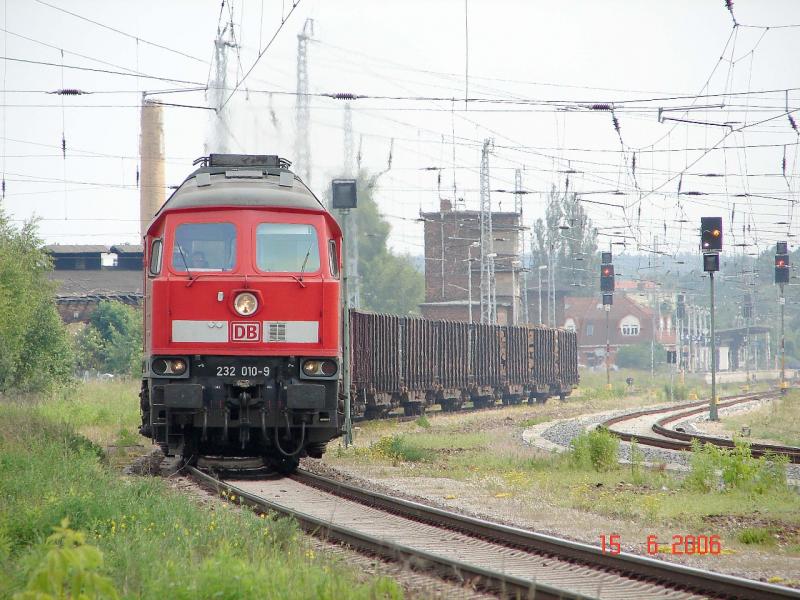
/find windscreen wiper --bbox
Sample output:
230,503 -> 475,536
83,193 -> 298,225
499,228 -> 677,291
176,243 -> 193,281
299,244 -> 313,281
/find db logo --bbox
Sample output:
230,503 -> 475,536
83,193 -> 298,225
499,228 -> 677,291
231,322 -> 261,342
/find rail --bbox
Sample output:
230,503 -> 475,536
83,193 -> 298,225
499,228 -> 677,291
187,465 -> 800,599
602,392 -> 800,463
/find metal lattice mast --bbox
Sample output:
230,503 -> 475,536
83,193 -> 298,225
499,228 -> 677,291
479,138 -> 495,324
294,19 -> 314,184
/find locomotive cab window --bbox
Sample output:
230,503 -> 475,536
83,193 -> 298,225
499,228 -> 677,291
328,239 -> 339,278
256,223 -> 320,273
148,239 -> 163,275
172,223 -> 237,272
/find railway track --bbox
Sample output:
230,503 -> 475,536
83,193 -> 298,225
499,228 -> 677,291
187,466 -> 800,599
602,392 -> 800,463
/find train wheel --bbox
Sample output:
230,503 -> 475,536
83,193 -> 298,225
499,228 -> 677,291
271,455 -> 300,475
403,402 -> 423,416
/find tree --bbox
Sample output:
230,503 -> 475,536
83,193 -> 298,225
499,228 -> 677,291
75,301 -> 142,376
616,342 -> 665,370
531,186 -> 598,293
0,209 -> 73,392
331,170 -> 424,315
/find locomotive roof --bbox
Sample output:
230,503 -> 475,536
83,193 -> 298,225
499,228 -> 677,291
155,157 -> 326,218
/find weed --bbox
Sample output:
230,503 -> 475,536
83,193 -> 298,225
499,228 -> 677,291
569,428 -> 619,472
414,414 -> 431,429
684,439 -> 788,494
114,427 -> 140,447
684,439 -> 719,492
641,494 -> 662,521
738,527 -> 774,546
629,437 -> 645,484
662,383 -> 688,401
14,519 -> 119,600
518,416 -> 549,428
372,435 -> 434,463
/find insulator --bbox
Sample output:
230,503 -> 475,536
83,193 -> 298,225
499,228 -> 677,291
49,88 -> 87,95
590,103 -> 611,110
61,136 -> 66,158
331,92 -> 358,100
631,153 -> 636,175
789,113 -> 798,133
611,113 -> 620,133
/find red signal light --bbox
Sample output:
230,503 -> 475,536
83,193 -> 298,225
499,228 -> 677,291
602,267 -> 611,276
777,259 -> 786,268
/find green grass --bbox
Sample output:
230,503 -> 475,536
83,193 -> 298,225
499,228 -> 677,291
333,395 -> 798,531
0,395 -> 402,599
738,527 -> 775,546
721,391 -> 800,447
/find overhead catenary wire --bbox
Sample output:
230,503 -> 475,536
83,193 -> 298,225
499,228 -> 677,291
32,0 -> 208,65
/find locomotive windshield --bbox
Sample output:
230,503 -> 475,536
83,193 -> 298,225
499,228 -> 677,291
256,223 -> 320,273
172,222 -> 237,272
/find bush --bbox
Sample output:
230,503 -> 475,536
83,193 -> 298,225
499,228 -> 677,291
75,301 -> 142,376
684,438 -> 788,494
569,428 -> 619,472
0,211 -> 74,392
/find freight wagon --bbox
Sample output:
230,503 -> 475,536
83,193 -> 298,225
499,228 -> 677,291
349,310 -> 579,418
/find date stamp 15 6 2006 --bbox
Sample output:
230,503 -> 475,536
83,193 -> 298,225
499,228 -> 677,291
600,534 -> 723,556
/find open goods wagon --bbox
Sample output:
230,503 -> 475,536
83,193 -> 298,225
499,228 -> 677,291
349,310 -> 578,417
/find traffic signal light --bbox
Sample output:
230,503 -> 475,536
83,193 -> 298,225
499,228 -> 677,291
700,217 -> 723,251
600,264 -> 615,292
775,253 -> 790,284
703,252 -> 719,272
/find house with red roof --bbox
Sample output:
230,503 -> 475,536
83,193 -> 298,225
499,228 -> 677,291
563,294 -> 676,367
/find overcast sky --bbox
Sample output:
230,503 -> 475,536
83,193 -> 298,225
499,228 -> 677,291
3,0 -> 800,262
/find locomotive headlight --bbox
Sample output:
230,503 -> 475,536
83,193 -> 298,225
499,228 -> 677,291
171,359 -> 187,375
301,359 -> 337,377
303,360 -> 320,376
151,357 -> 188,376
234,292 -> 258,316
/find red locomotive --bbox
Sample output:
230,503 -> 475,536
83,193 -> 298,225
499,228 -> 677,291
139,154 -> 343,472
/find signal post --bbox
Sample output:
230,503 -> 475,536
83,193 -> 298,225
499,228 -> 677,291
332,179 -> 358,446
700,217 -> 722,421
775,241 -> 790,393
600,252 -> 614,390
